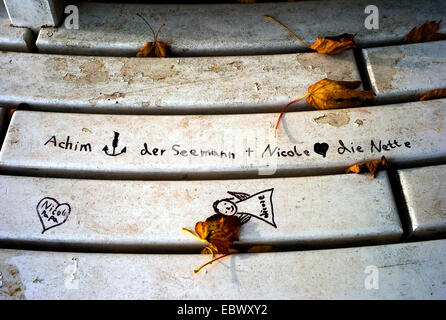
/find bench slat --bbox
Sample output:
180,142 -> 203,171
398,164 -> 446,238
363,41 -> 446,103
0,3 -> 33,52
35,0 -> 446,56
0,100 -> 445,178
0,173 -> 402,250
1,240 -> 445,299
0,51 -> 360,113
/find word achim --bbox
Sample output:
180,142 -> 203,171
44,135 -> 92,152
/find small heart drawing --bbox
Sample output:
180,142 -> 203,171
314,142 -> 329,158
36,197 -> 71,234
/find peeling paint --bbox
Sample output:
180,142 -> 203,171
0,264 -> 26,300
79,60 -> 109,84
314,111 -> 350,127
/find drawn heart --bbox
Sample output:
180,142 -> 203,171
314,142 -> 329,158
36,197 -> 71,234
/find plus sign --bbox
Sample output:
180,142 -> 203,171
245,147 -> 254,157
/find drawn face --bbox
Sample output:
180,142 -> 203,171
216,200 -> 237,215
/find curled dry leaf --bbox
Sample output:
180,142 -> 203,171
420,88 -> 446,101
274,78 -> 375,136
264,15 -> 357,55
345,156 -> 390,178
403,20 -> 446,44
182,213 -> 241,273
136,13 -> 168,57
137,41 -> 168,57
309,33 -> 357,55
194,213 -> 241,255
305,79 -> 375,110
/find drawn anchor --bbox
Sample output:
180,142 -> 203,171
102,131 -> 127,156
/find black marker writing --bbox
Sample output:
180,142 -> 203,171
171,144 -> 235,159
370,139 -> 411,153
36,197 -> 71,234
44,135 -> 92,152
262,144 -> 310,158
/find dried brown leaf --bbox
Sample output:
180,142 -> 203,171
309,33 -> 358,55
420,88 -> 446,101
403,20 -> 446,44
345,156 -> 390,178
305,78 -> 375,110
274,78 -> 375,136
136,13 -> 169,57
195,213 -> 241,254
183,213 -> 241,273
265,15 -> 357,55
136,41 -> 168,57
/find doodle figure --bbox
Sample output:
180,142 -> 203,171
212,188 -> 276,228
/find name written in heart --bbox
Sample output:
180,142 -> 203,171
36,197 -> 72,234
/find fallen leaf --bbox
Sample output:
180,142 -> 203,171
345,156 -> 390,178
403,20 -> 446,44
420,88 -> 446,101
305,79 -> 375,110
136,13 -> 168,57
182,213 -> 241,273
309,33 -> 357,55
194,213 -> 241,254
265,15 -> 357,54
274,78 -> 375,136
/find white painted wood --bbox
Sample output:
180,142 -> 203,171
0,173 -> 402,250
1,240 -> 445,299
35,0 -> 446,56
363,41 -> 446,103
0,100 -> 445,178
0,2 -> 33,52
0,51 -> 361,113
398,164 -> 446,238
3,0 -> 64,32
